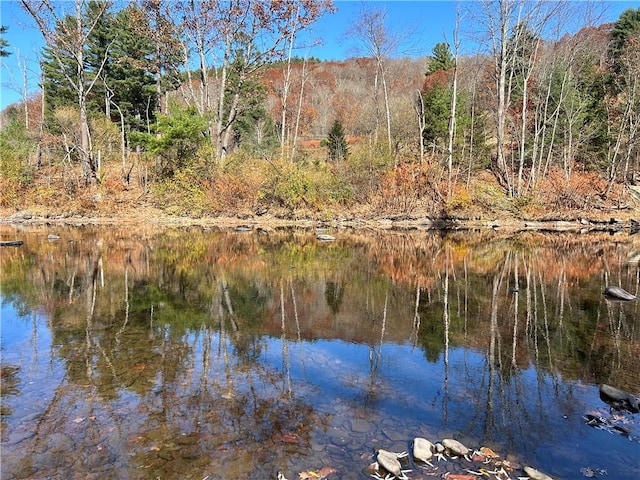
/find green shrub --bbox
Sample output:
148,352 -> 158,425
261,161 -> 352,211
152,167 -> 209,216
129,106 -> 209,177
0,113 -> 37,186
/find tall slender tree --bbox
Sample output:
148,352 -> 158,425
348,4 -> 398,157
21,0 -> 110,185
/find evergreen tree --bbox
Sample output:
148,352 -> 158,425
0,26 -> 10,57
327,118 -> 348,161
427,42 -> 454,75
100,5 -> 158,131
129,106 -> 208,177
609,7 -> 640,73
421,72 -> 452,150
421,43 -> 455,150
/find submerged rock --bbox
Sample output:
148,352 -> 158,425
524,466 -> 555,480
412,437 -> 435,462
442,438 -> 469,456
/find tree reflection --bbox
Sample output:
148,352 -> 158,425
1,226 -> 639,478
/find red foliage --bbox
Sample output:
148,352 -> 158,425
422,69 -> 452,93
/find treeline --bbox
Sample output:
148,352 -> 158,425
1,1 -> 639,218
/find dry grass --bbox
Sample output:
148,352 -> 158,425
2,158 -> 638,226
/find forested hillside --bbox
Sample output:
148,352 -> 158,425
1,1 -> 639,222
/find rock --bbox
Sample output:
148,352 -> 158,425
442,438 -> 469,456
524,466 -> 555,480
603,286 -> 637,301
350,419 -> 371,433
317,234 -> 336,242
412,437 -> 435,462
376,449 -> 402,477
599,384 -> 640,413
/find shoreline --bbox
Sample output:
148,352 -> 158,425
1,208 -> 638,234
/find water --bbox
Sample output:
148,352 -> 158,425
1,225 -> 639,480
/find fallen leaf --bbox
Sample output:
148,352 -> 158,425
298,466 -> 336,479
73,417 -> 85,424
480,446 -> 500,458
443,474 -> 477,480
316,467 -> 336,477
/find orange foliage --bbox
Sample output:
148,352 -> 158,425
375,163 -> 441,214
537,168 -> 607,210
207,170 -> 262,214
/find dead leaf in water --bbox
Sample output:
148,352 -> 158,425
443,474 -> 477,480
298,466 -> 336,479
479,446 -> 499,458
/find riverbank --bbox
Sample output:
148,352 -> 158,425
2,205 -> 639,234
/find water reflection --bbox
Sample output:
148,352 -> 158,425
1,226 -> 639,479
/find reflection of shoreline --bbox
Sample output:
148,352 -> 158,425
1,224 -> 639,479
1,227 -> 638,388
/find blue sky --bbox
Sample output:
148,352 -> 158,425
1,0 -> 638,110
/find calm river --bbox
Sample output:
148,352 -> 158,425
1,225 -> 639,480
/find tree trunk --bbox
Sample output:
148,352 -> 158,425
291,58 -> 308,163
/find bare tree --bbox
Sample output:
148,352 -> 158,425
20,0 -> 110,185
607,30 -> 640,191
175,0 -> 332,161
347,4 -> 400,158
471,0 -> 567,196
446,12 -> 461,196
414,89 -> 426,164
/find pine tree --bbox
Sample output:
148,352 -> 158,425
101,5 -> 158,131
0,26 -> 10,57
327,118 -> 348,161
427,42 -> 454,75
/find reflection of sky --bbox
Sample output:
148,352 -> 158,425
1,299 -> 55,364
259,335 -> 640,478
1,300 -> 67,425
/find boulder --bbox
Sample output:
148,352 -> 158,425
599,384 -> 640,413
412,437 -> 435,462
603,286 -> 637,301
317,234 -> 336,242
442,438 -> 469,456
376,449 -> 401,477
